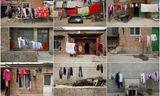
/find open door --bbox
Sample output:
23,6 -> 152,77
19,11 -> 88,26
37,29 -> 49,51
43,74 -> 52,96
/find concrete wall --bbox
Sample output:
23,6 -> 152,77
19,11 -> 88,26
54,87 -> 106,96
10,66 -> 53,95
118,27 -> 152,54
107,63 -> 159,92
54,63 -> 106,85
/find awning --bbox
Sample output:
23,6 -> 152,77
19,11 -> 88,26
141,4 -> 159,12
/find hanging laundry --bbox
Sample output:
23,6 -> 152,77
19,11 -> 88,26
22,8 -> 27,18
32,69 -> 37,77
115,72 -> 123,88
54,10 -> 59,17
108,5 -> 113,16
135,3 -> 138,7
115,72 -> 120,88
89,3 -> 101,14
31,8 -> 35,18
139,35 -> 147,44
17,37 -> 27,48
56,1 -> 64,8
25,68 -> 30,74
124,4 -> 127,12
96,64 -> 100,71
16,69 -> 19,82
150,34 -> 157,41
140,73 -> 146,84
20,68 -> 24,78
66,9 -> 78,16
78,66 -> 83,77
66,43 -> 76,54
59,67 -> 63,79
30,41 -> 43,50
63,67 -> 66,75
78,7 -> 89,15
147,35 -> 151,47
100,64 -> 103,73
3,69 -> 11,81
119,73 -> 123,87
49,6 -> 54,17
67,67 -> 73,79
66,1 -> 83,8
36,7 -> 49,18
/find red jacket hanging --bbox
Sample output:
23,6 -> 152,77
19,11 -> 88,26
3,69 -> 11,81
20,68 -> 24,78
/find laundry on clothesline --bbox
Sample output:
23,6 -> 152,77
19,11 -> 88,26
140,72 -> 159,84
66,42 -> 76,54
66,1 -> 83,8
56,1 -> 64,8
17,37 -> 43,50
66,3 -> 102,16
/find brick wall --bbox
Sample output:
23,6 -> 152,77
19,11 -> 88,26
10,66 -> 53,95
118,27 -> 152,54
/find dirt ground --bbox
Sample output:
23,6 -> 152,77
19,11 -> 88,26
54,17 -> 106,27
107,17 -> 159,27
1,17 -> 53,27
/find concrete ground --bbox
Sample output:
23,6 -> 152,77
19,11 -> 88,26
1,94 -> 52,96
54,17 -> 106,27
107,54 -> 159,63
107,17 -> 159,27
108,92 -> 159,96
1,17 -> 53,27
54,53 -> 106,63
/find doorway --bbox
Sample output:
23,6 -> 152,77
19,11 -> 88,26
43,74 -> 52,95
85,42 -> 90,54
37,28 -> 49,51
133,3 -> 139,17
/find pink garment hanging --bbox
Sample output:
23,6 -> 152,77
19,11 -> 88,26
3,69 -> 11,81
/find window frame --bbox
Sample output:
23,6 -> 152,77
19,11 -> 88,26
129,27 -> 141,36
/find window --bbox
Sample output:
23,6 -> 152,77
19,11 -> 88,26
54,36 -> 64,50
44,75 -> 51,85
19,74 -> 31,88
129,28 -> 140,36
10,28 -> 34,50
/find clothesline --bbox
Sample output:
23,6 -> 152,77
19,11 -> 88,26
17,37 -> 43,50
139,34 -> 157,47
15,6 -> 53,19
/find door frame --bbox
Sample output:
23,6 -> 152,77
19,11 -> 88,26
37,28 -> 50,51
43,74 -> 53,94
